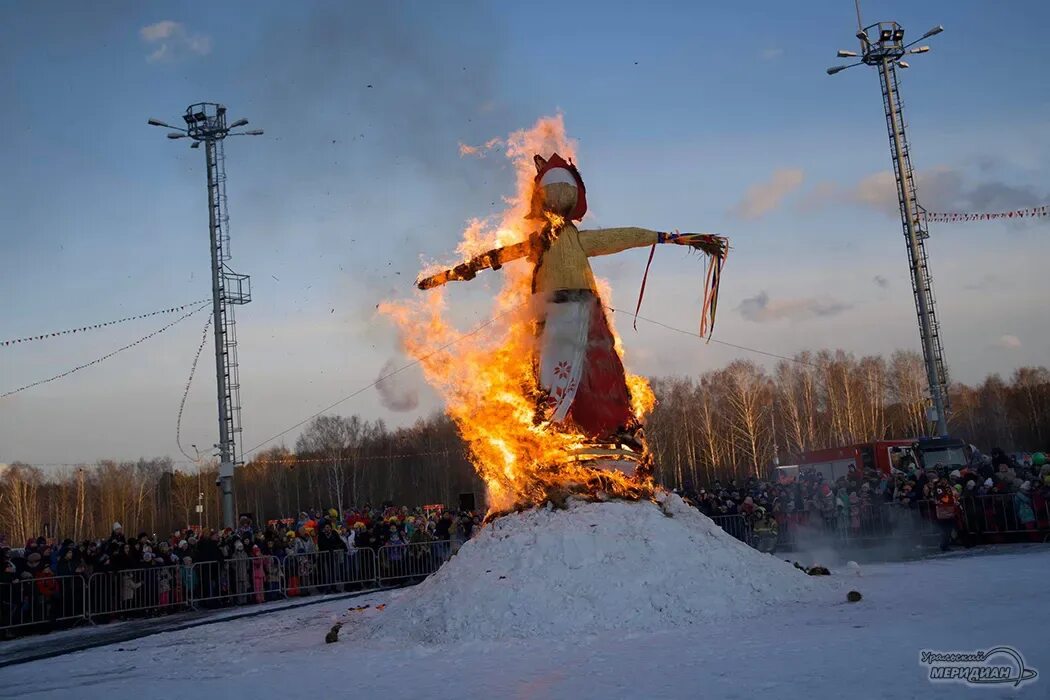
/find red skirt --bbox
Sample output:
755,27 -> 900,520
538,290 -> 634,439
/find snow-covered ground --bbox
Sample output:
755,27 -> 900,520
1,539 -> 1046,698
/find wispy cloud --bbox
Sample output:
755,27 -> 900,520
737,290 -> 851,323
760,47 -> 784,60
994,334 -> 1022,350
801,165 -> 1048,221
730,168 -> 804,220
140,21 -> 212,63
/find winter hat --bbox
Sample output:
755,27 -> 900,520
966,480 -> 976,490
234,541 -> 244,551
252,545 -> 261,555
112,522 -> 122,531
27,552 -> 41,565
949,470 -> 961,480
983,478 -> 994,488
178,540 -> 188,548
143,552 -> 154,562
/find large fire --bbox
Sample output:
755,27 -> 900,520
381,116 -> 656,513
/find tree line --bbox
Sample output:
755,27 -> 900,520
2,350 -> 1047,542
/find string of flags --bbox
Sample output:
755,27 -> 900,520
176,315 -> 214,462
1,303 -> 210,399
1,299 -> 211,348
245,449 -> 456,466
921,205 -> 1048,223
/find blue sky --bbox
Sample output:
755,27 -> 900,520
2,1 -> 1048,466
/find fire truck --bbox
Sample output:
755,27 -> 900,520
777,437 -> 971,483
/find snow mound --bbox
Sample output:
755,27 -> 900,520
355,494 -> 825,642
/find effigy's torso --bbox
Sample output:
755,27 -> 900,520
532,224 -> 597,295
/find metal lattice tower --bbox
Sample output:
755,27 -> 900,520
827,17 -> 950,437
150,104 -> 263,527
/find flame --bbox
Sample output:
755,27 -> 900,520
381,115 -> 655,513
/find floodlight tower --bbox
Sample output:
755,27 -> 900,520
149,104 -> 263,527
827,17 -> 950,437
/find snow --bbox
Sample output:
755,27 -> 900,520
2,533 -> 1048,699
357,494 -> 825,642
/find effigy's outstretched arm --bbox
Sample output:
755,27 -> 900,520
581,227 -> 729,337
579,228 -> 728,259
416,239 -> 531,290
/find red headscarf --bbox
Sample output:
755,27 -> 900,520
532,153 -> 587,221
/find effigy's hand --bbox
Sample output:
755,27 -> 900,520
659,231 -> 728,258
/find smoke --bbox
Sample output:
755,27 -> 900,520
245,3 -> 511,180
737,290 -> 851,323
375,358 -> 419,412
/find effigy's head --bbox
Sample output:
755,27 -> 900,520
531,153 -> 587,221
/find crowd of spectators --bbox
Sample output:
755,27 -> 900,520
0,504 -> 481,638
683,449 -> 1050,550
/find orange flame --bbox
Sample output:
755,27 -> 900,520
381,116 -> 654,513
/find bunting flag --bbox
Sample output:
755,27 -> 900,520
1,299 -> 211,347
920,205 -> 1048,224
1,303 -> 210,399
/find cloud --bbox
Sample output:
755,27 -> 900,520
963,273 -> 1001,292
995,335 -> 1022,350
760,48 -> 784,60
873,275 -> 889,289
803,165 -> 1048,221
139,21 -> 212,63
737,290 -> 851,323
374,358 -> 419,412
730,168 -> 804,220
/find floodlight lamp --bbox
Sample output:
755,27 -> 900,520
148,118 -> 173,128
898,60 -> 910,69
826,65 -> 849,75
228,118 -> 249,128
183,114 -> 195,125
880,29 -> 893,42
190,141 -> 201,149
922,25 -> 944,38
893,29 -> 905,42
837,50 -> 857,58
856,30 -> 868,42
167,132 -> 186,139
910,46 -> 930,54
244,129 -> 264,136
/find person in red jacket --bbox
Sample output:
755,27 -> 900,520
932,481 -> 959,552
33,564 -> 60,623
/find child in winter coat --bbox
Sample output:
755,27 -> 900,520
230,541 -> 250,604
180,556 -> 197,603
120,571 -> 143,611
157,565 -> 173,609
251,546 -> 266,604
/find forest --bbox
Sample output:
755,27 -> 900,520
2,350 -> 1047,544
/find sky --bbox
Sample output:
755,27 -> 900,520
1,0 -> 1048,467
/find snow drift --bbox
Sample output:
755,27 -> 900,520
356,494 -> 825,642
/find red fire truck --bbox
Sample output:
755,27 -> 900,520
778,437 -> 971,483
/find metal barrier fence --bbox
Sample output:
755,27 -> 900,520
283,549 -> 379,596
190,555 -> 282,607
709,495 -> 1050,552
709,514 -> 752,546
87,566 -> 189,619
0,540 -> 454,635
0,574 -> 85,631
378,540 -> 454,585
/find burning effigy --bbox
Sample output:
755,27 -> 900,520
382,116 -> 727,513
